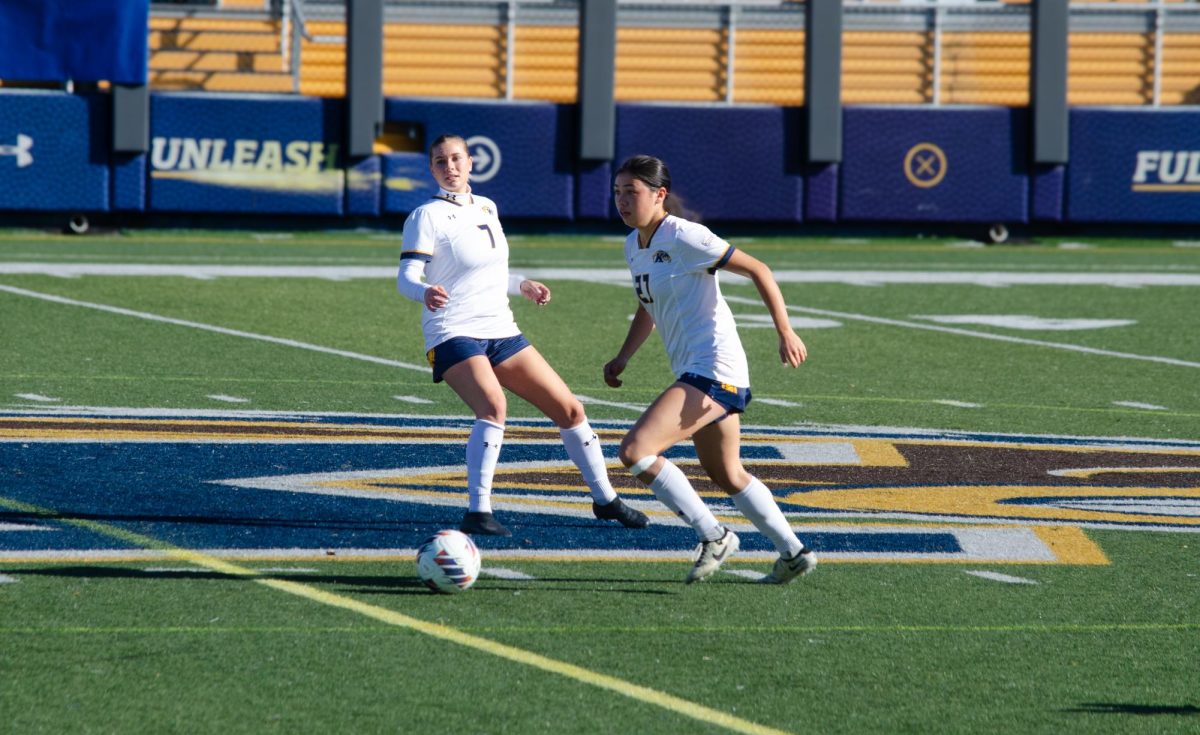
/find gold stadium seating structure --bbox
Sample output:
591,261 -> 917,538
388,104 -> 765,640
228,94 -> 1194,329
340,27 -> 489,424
148,15 -> 292,93
141,6 -> 1200,107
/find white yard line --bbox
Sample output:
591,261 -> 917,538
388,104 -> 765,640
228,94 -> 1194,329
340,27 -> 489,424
575,394 -> 646,412
4,264 -> 1198,373
13,393 -> 60,402
481,566 -> 536,581
207,394 -> 250,404
723,295 -> 1200,370
393,395 -> 434,404
0,284 -> 428,373
1112,401 -> 1169,411
963,570 -> 1039,585
6,263 -> 1200,287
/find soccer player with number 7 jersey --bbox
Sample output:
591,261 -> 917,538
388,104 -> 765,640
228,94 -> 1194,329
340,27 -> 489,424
604,155 -> 818,584
397,134 -> 648,537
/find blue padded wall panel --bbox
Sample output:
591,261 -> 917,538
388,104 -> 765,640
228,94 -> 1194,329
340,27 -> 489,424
0,91 -> 109,211
614,104 -> 804,223
148,94 -> 345,215
840,107 -> 1028,223
381,99 -> 574,218
1067,109 -> 1200,223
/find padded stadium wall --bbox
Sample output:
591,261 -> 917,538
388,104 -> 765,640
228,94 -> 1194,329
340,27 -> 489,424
1,91 -> 1199,226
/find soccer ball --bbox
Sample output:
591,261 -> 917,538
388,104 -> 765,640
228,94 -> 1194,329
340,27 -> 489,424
416,530 -> 481,594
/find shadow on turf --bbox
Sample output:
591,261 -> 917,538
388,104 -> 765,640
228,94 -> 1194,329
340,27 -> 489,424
1066,703 -> 1200,717
7,566 -> 680,596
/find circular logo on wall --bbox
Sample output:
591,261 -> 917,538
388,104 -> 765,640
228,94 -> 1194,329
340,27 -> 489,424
467,135 -> 502,183
904,142 -> 948,189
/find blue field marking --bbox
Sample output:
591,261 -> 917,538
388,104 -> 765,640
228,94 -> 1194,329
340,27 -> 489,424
2,409 -> 1195,563
0,439 -> 955,556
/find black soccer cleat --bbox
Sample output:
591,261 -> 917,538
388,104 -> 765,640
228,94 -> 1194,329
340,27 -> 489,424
592,498 -> 650,529
459,511 -> 512,537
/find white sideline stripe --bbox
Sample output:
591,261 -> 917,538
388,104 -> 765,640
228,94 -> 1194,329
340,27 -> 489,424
723,295 -> 1200,370
207,394 -> 250,404
0,285 -> 428,373
393,395 -> 434,404
934,400 -> 983,408
964,570 -> 1039,585
14,393 -> 60,403
575,394 -> 646,412
7,263 -> 1200,287
1112,401 -> 1169,411
756,398 -> 803,408
723,569 -> 767,581
5,404 -> 1198,451
0,574 -> 17,584
481,566 -> 536,581
0,522 -> 52,532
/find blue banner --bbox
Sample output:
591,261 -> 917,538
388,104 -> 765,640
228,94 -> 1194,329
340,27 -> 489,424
615,105 -> 805,223
0,0 -> 148,84
148,94 -> 345,215
382,99 -> 574,218
840,107 -> 1029,223
1067,109 -> 1200,223
0,92 -> 109,211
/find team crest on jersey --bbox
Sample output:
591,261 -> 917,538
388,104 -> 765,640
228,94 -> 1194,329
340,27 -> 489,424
652,250 -> 672,263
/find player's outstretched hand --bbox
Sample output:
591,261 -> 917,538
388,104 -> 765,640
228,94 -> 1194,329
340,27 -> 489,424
779,331 -> 807,367
521,280 -> 551,306
424,285 -> 449,311
603,357 -> 627,388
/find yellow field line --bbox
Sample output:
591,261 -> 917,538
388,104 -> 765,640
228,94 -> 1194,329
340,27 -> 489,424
0,494 -> 792,735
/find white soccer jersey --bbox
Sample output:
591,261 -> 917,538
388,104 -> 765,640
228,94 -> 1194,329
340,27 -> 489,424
400,189 -> 519,351
624,215 -> 751,387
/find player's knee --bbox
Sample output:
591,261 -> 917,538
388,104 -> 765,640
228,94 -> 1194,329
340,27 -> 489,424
555,399 -> 585,430
709,466 -> 749,494
617,436 -> 650,469
475,394 -> 506,424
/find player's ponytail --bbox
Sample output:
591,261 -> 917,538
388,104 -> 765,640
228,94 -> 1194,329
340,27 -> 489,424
615,155 -> 699,221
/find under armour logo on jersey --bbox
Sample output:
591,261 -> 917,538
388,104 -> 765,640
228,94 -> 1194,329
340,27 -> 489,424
652,250 -> 672,263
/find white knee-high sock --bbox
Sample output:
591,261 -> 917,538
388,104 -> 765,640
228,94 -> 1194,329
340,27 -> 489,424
647,459 -> 723,542
559,420 -> 617,505
731,476 -> 804,557
466,419 -> 504,513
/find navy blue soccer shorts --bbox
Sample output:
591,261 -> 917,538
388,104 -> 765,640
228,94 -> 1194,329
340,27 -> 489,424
677,372 -> 752,423
427,334 -> 531,383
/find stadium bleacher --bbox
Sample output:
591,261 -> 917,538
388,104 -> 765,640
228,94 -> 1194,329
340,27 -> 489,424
131,0 -> 1199,107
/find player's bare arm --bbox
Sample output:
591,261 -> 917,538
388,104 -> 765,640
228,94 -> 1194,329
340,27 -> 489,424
723,250 -> 807,367
604,304 -> 656,387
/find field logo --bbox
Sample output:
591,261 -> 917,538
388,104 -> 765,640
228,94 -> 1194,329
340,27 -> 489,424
904,142 -> 947,189
1131,150 -> 1200,192
467,135 -> 501,183
4,413 -> 1199,565
0,133 -> 33,168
